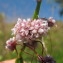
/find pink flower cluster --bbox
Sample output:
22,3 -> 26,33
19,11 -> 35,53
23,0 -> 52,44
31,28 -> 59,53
11,18 -> 48,41
6,17 -> 55,50
6,37 -> 16,50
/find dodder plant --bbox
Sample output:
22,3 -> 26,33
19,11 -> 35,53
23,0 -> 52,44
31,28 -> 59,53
6,0 -> 56,63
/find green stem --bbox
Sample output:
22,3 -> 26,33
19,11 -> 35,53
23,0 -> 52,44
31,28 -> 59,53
19,45 -> 26,58
15,45 -> 26,63
32,0 -> 42,19
15,47 -> 18,56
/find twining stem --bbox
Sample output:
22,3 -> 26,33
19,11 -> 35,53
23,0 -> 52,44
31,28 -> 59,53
41,37 -> 48,55
36,38 -> 48,56
33,0 -> 42,19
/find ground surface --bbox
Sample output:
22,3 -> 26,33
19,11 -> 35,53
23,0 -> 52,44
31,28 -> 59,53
0,59 -> 28,63
0,59 -> 15,63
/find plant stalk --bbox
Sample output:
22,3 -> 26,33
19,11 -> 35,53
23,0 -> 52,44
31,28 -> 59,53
33,0 -> 42,19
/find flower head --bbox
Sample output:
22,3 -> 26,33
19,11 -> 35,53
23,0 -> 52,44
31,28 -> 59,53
6,17 -> 56,51
6,37 -> 16,51
11,18 -> 55,43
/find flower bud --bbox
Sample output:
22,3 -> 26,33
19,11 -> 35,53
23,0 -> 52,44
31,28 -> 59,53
48,17 -> 56,27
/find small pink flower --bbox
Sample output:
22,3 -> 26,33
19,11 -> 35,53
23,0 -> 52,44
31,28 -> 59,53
34,24 -> 39,29
6,37 -> 16,51
21,23 -> 25,27
48,17 -> 56,27
32,29 -> 37,34
38,28 -> 44,34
